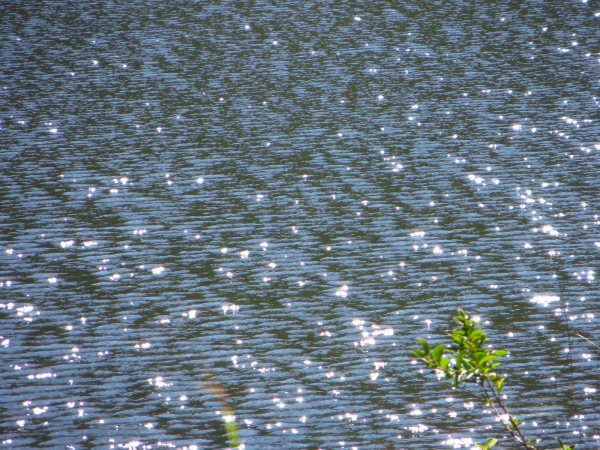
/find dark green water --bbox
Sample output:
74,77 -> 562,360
1,1 -> 599,449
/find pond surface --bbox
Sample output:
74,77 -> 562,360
1,1 -> 599,449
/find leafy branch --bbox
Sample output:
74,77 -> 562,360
412,309 -> 577,450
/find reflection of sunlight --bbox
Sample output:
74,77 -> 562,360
335,285 -> 348,297
60,240 -> 74,248
531,294 -> 560,306
222,304 -> 240,314
408,424 -> 428,433
441,436 -> 474,448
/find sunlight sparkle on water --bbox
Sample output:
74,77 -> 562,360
441,436 -> 474,448
335,285 -> 348,297
531,294 -> 560,306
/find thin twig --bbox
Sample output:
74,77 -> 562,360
576,333 -> 600,375
480,379 -> 532,448
576,333 -> 600,350
484,379 -> 535,449
554,259 -> 575,391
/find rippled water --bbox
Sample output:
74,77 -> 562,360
1,1 -> 599,449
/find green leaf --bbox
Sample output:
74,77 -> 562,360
508,416 -> 522,430
417,338 -> 430,354
480,355 -> 498,366
484,437 -> 497,449
556,438 -> 577,450
432,344 -> 445,363
451,335 -> 464,346
496,377 -> 505,393
475,437 -> 497,449
455,351 -> 463,370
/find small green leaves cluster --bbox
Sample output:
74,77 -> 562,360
475,437 -> 498,450
556,439 -> 578,450
412,309 -> 578,450
413,309 -> 507,391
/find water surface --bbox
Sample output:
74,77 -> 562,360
1,1 -> 599,449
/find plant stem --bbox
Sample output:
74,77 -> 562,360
481,378 -> 535,449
